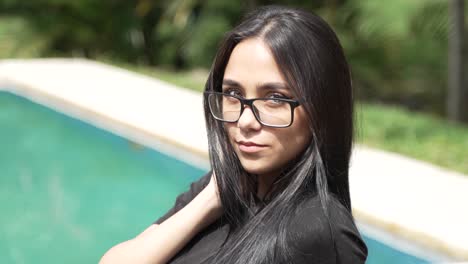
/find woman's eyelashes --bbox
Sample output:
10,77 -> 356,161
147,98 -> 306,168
223,87 -> 291,99
267,92 -> 290,99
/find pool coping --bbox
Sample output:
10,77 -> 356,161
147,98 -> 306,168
1,58 -> 467,261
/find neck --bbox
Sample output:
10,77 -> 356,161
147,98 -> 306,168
256,172 -> 279,200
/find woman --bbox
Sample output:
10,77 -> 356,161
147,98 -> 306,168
100,5 -> 368,264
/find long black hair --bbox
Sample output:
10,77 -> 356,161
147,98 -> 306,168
203,5 -> 354,264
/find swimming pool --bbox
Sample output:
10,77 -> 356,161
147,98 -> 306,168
0,91 -> 442,263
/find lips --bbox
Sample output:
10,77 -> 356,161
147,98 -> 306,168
236,140 -> 267,153
237,141 -> 266,147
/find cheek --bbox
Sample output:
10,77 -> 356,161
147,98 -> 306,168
224,124 -> 237,144
294,108 -> 311,137
275,131 -> 310,165
282,111 -> 312,151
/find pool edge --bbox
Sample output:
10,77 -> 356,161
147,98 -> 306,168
0,78 -> 210,170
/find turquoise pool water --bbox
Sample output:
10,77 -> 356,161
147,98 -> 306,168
0,91 -> 436,263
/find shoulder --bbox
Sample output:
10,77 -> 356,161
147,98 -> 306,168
287,194 -> 368,264
169,170 -> 212,210
154,171 -> 212,225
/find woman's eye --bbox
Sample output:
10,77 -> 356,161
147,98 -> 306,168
224,88 -> 242,97
265,93 -> 291,106
268,93 -> 288,100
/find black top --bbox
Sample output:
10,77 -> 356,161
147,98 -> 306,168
154,172 -> 368,264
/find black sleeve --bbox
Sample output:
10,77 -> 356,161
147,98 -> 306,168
288,196 -> 368,264
153,171 -> 212,225
332,207 -> 368,264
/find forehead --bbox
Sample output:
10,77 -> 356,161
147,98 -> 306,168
223,38 -> 286,88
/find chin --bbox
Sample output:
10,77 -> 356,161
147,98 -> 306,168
239,160 -> 272,175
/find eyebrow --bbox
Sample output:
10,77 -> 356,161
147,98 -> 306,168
222,78 -> 289,91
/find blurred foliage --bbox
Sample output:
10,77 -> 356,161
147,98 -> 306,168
333,0 -> 451,114
0,0 -> 466,120
0,16 -> 44,57
356,103 -> 468,174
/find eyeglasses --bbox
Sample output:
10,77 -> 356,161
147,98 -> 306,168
204,91 -> 301,128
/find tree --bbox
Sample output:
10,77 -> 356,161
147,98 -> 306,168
447,0 -> 467,122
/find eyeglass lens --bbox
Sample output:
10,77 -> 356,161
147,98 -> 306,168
208,93 -> 292,126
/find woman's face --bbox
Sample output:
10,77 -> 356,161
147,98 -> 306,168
223,38 -> 312,179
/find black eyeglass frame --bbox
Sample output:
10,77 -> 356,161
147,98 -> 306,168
204,91 -> 301,128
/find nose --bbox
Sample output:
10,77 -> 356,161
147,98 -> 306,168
237,105 -> 262,131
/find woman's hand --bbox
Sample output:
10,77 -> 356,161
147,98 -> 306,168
99,171 -> 224,264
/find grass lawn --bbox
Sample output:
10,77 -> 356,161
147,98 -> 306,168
355,103 -> 468,174
116,62 -> 468,175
